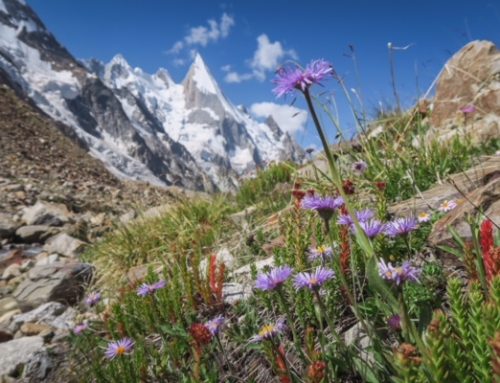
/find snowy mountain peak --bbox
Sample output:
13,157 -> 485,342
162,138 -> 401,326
183,53 -> 218,94
154,67 -> 174,88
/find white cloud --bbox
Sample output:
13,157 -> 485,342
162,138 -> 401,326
223,34 -> 296,83
168,13 -> 235,54
250,102 -> 308,135
220,64 -> 232,72
224,71 -> 253,83
251,34 -> 296,79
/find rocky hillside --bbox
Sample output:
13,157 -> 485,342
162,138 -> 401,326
0,0 -> 304,192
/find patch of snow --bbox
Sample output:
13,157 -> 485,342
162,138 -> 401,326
190,54 -> 217,94
0,0 -> 7,13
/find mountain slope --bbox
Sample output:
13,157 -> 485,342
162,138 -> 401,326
0,0 -> 304,192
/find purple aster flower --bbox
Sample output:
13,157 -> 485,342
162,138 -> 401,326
460,104 -> 476,114
384,217 -> 418,237
417,212 -> 431,223
294,267 -> 335,291
73,322 -> 88,335
304,59 -> 335,83
302,195 -> 344,222
378,259 -> 421,285
387,314 -> 401,331
273,59 -> 334,98
250,318 -> 286,343
105,338 -> 134,360
308,245 -> 334,262
438,200 -> 457,213
337,209 -> 374,226
255,266 -> 293,291
137,280 -> 167,297
205,315 -> 224,336
85,291 -> 101,307
352,160 -> 368,174
354,219 -> 385,239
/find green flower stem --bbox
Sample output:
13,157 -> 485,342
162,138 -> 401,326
312,289 -> 346,354
399,290 -> 427,356
275,288 -> 308,363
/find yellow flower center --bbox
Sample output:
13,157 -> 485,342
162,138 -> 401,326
317,246 -> 327,254
116,346 -> 127,356
418,212 -> 428,219
259,324 -> 275,338
309,277 -> 318,285
385,271 -> 393,279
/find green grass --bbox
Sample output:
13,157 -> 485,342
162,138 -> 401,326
352,113 -> 499,202
235,161 -> 296,210
73,109 -> 500,383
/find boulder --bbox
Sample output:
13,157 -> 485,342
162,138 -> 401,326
1,264 -> 21,281
0,336 -> 47,378
8,302 -> 76,333
428,176 -> 500,248
427,40 -> 500,144
390,156 -> 500,216
43,233 -> 86,258
0,298 -> 19,317
21,201 -> 71,227
0,213 -> 19,240
15,225 -> 58,244
12,262 -> 93,308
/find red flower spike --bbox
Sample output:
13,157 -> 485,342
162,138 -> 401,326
480,219 -> 496,281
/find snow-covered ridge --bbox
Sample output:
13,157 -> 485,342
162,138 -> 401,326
0,0 -> 304,192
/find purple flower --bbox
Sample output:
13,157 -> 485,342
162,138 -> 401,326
354,219 -> 385,239
438,200 -> 457,213
387,314 -> 401,331
250,318 -> 286,343
460,104 -> 476,114
205,315 -> 224,336
337,209 -> 374,226
255,266 -> 293,291
273,59 -> 334,98
308,245 -> 334,262
294,267 -> 335,291
73,322 -> 89,335
417,212 -> 431,223
85,292 -> 101,307
105,338 -> 134,360
137,280 -> 167,297
378,259 -> 421,285
302,195 -> 344,221
352,160 -> 368,174
384,217 -> 418,237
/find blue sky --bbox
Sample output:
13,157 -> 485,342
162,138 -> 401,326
28,0 -> 500,149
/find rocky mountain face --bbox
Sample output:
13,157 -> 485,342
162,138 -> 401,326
0,0 -> 304,192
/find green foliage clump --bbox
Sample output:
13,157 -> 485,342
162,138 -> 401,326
235,162 -> 296,210
394,277 -> 500,383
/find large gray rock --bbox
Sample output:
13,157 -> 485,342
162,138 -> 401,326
43,233 -> 86,257
21,201 -> 71,227
426,40 -> 500,144
12,262 -> 93,307
0,336 -> 46,377
0,213 -> 19,240
15,225 -> 58,244
8,302 -> 76,333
